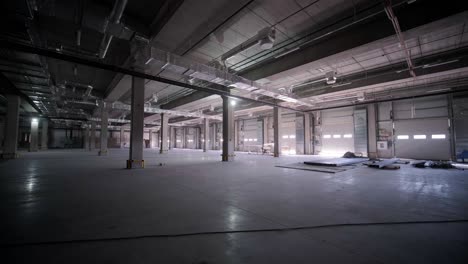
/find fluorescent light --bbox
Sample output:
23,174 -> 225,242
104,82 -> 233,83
176,140 -> 181,143
431,134 -> 446,139
253,138 -> 257,142
422,59 -> 458,69
397,135 -> 409,139
274,47 -> 300,59
282,135 -> 289,139
414,135 -> 426,139
289,135 -> 296,139
323,135 -> 331,139
333,134 -> 341,138
343,134 -> 352,138
230,100 -> 237,106
31,118 -> 38,123
331,82 -> 352,88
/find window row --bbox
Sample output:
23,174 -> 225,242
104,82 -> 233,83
397,134 -> 446,140
323,134 -> 353,139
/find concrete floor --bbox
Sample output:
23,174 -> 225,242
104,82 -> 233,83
1,148 -> 468,263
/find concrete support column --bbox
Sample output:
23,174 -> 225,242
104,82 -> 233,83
41,119 -> 48,150
222,96 -> 235,161
84,125 -> 89,150
273,107 -> 281,157
160,113 -> 169,154
2,95 -> 20,159
120,126 -> 125,148
90,121 -> 96,151
148,130 -> 153,148
263,117 -> 268,145
367,104 -> 378,159
128,75 -> 145,168
182,127 -> 186,148
203,118 -> 209,152
29,118 -> 39,152
304,113 -> 311,155
99,103 -> 108,156
169,127 -> 175,149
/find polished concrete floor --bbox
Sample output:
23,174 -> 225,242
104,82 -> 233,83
1,148 -> 468,263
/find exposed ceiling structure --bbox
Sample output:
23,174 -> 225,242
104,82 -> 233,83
0,0 -> 467,128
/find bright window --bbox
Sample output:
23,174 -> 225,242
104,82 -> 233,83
323,135 -> 331,139
289,135 -> 296,139
343,134 -> 352,138
414,135 -> 426,139
432,134 -> 446,139
333,134 -> 341,138
397,135 -> 409,139
253,138 -> 258,142
282,135 -> 289,139
176,139 -> 181,143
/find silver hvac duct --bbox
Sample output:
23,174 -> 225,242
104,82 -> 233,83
145,47 -> 314,107
99,0 -> 128,59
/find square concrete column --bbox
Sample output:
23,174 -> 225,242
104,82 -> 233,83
368,104 -> 378,159
2,94 -> 20,159
273,107 -> 281,157
148,129 -> 153,148
99,103 -> 108,156
222,96 -> 235,161
182,127 -> 186,149
203,118 -> 209,152
304,113 -> 312,155
41,119 -> 48,150
83,125 -> 89,150
120,126 -> 125,148
128,75 -> 145,168
169,126 -> 175,150
29,118 -> 39,152
89,121 -> 96,151
160,113 -> 169,153
263,117 -> 268,145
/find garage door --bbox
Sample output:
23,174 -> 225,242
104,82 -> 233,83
394,119 -> 450,160
321,107 -> 354,155
393,95 -> 451,160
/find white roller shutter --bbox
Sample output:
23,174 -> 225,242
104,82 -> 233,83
321,107 -> 354,155
393,96 -> 451,160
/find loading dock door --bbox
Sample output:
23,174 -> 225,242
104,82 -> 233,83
321,107 -> 354,155
394,118 -> 450,160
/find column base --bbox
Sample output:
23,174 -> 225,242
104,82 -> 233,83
98,150 -> 108,156
126,159 -> 145,169
274,153 -> 280,157
159,149 -> 168,154
221,154 -> 235,161
1,153 -> 19,159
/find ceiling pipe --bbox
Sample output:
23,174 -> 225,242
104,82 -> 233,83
98,0 -> 128,59
384,0 -> 416,77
